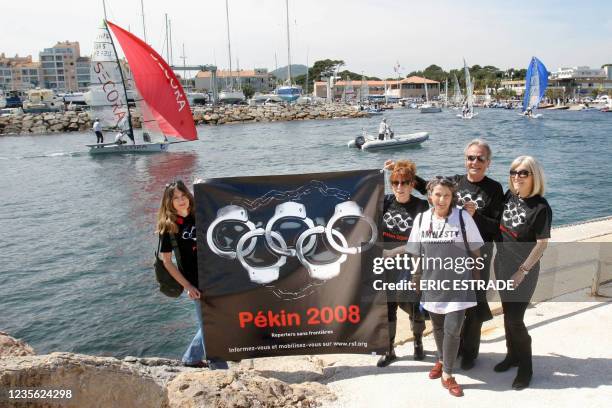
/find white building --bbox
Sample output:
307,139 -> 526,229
549,66 -> 606,80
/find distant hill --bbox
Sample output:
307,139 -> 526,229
270,64 -> 308,80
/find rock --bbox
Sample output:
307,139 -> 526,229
50,123 -> 65,131
166,369 -> 334,408
0,353 -> 168,408
31,126 -> 48,134
0,332 -> 35,357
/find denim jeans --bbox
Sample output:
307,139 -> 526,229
181,299 -> 228,369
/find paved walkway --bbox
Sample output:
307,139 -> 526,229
322,287 -> 612,407
321,217 -> 612,407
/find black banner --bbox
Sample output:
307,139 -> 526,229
195,169 -> 388,360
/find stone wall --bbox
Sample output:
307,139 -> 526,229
0,104 -> 369,136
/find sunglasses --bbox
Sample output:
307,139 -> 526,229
466,155 -> 488,163
391,180 -> 412,187
510,169 -> 531,178
165,180 -> 186,189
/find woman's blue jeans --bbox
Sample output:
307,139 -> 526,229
181,299 -> 228,369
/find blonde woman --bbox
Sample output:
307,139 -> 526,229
494,156 -> 552,390
156,180 -> 226,369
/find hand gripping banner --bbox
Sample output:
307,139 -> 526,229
195,169 -> 388,360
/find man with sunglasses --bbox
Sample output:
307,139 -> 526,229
409,139 -> 504,370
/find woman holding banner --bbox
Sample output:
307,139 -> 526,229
494,156 -> 551,390
406,177 -> 484,397
156,180 -> 226,369
377,160 -> 430,367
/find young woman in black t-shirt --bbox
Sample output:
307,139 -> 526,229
494,156 -> 552,390
376,160 -> 430,368
156,180 -> 221,368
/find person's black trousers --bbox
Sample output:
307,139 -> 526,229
458,243 -> 493,361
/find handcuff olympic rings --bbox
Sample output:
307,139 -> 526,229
206,200 -> 378,283
235,228 -> 287,284
295,226 -> 348,280
264,202 -> 317,257
206,205 -> 256,259
324,201 -> 378,255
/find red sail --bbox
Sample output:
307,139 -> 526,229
106,21 -> 197,141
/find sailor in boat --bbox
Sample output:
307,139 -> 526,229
525,107 -> 533,118
462,103 -> 470,118
92,118 -> 103,144
378,118 -> 392,140
114,130 -> 127,145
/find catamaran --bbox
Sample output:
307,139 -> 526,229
521,56 -> 548,119
85,20 -> 197,154
457,59 -> 478,119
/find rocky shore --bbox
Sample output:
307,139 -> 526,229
0,331 -> 335,408
0,104 -> 368,136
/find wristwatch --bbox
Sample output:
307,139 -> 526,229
519,264 -> 530,275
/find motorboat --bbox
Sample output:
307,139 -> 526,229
275,85 -> 302,102
348,131 -> 429,151
59,92 -> 87,105
22,88 -> 64,113
186,92 -> 208,106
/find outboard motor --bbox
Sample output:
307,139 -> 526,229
354,135 -> 366,149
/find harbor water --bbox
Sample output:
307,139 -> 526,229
0,107 -> 611,358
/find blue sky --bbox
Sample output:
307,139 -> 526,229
1,0 -> 611,78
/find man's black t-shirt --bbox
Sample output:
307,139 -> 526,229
160,214 -> 198,287
415,174 -> 504,242
382,194 -> 430,248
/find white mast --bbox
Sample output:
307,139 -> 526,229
285,0 -> 292,86
140,0 -> 147,43
164,14 -> 170,63
305,48 -> 309,95
225,0 -> 233,90
445,77 -> 448,107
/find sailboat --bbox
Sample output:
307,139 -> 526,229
86,20 -> 197,154
452,73 -> 463,108
218,0 -> 246,104
521,56 -> 548,119
359,75 -> 369,103
275,0 -> 302,102
457,59 -> 477,119
342,76 -> 355,102
419,78 -> 441,113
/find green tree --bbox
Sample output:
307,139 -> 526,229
242,84 -> 255,99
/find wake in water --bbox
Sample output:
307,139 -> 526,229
0,151 -> 87,160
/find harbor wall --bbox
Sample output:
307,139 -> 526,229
0,103 -> 369,136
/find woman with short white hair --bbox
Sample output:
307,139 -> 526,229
494,155 -> 552,390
